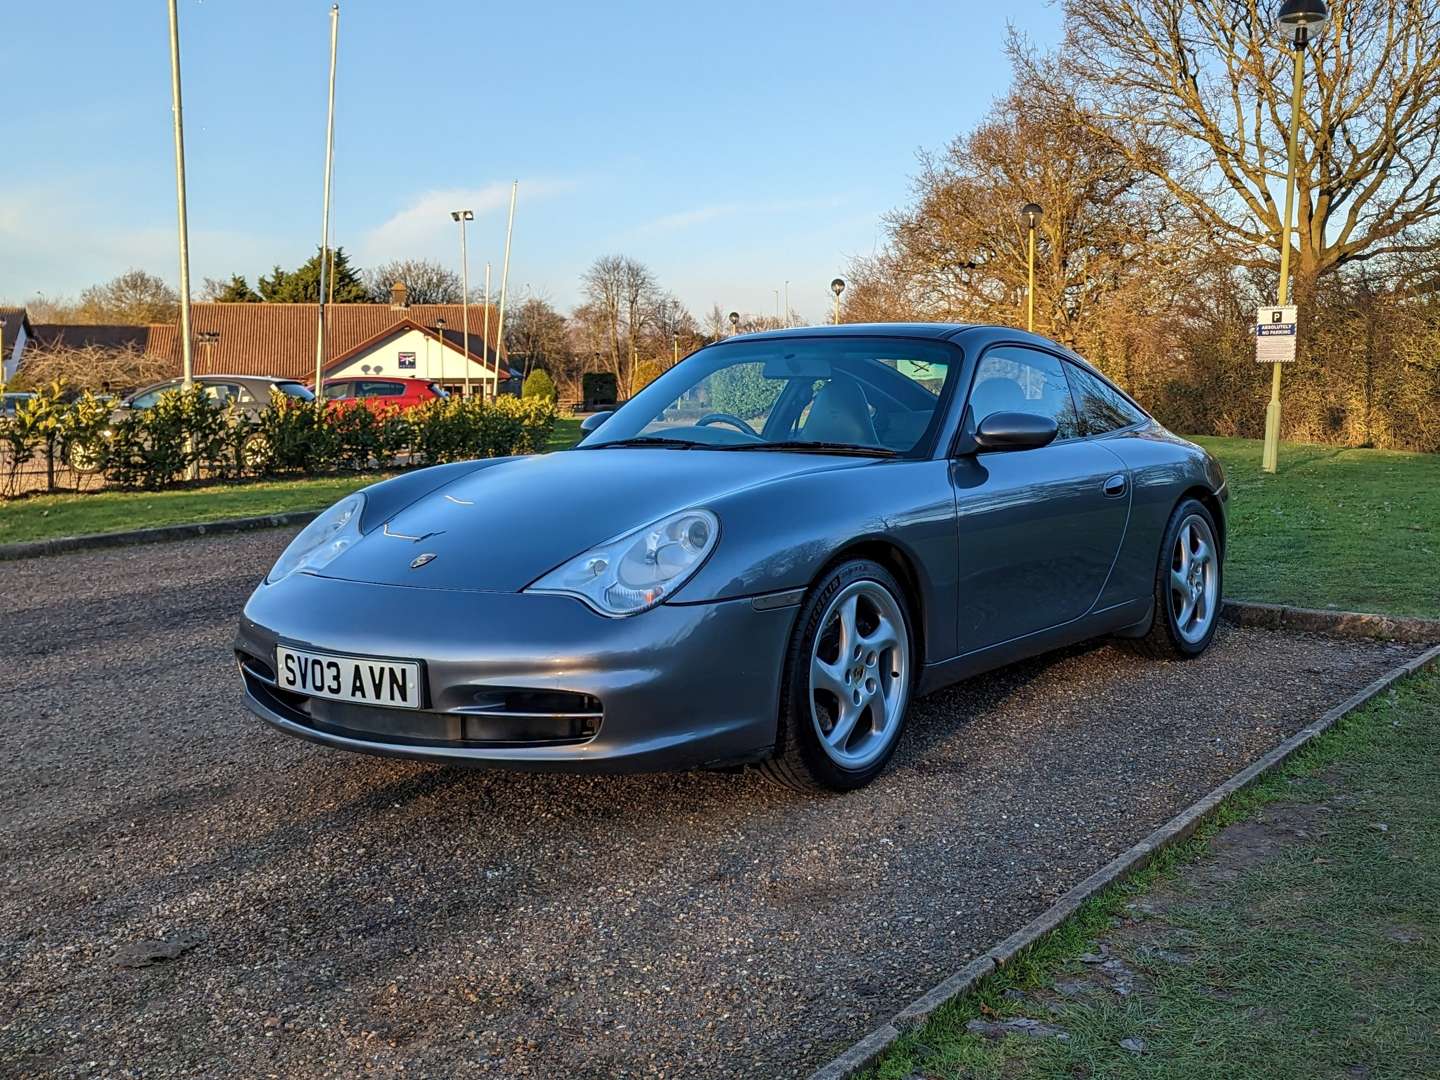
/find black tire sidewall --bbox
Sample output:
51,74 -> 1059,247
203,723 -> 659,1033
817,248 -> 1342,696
779,559 -> 915,791
1156,499 -> 1222,656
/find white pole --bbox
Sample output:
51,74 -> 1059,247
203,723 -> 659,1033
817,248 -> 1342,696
460,219 -> 471,397
166,0 -> 193,393
314,4 -> 339,393
482,262 -> 492,396
494,180 -> 518,390
784,280 -> 789,327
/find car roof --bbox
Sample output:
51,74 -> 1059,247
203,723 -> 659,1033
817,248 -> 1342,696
718,323 -> 1083,352
724,322 -> 975,342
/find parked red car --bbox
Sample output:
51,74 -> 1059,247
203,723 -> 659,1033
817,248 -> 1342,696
317,377 -> 448,414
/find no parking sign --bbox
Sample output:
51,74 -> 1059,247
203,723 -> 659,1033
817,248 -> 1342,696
1255,306 -> 1298,363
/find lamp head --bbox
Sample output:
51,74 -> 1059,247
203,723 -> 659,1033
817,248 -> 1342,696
1022,202 -> 1044,228
830,277 -> 845,297
1279,0 -> 1326,46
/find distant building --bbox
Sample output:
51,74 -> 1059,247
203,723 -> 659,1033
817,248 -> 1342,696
11,282 -> 509,394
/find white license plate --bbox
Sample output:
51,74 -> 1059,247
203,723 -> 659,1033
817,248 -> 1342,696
276,646 -> 422,710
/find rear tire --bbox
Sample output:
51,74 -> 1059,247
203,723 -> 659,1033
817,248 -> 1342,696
1128,498 -> 1222,659
760,559 -> 915,793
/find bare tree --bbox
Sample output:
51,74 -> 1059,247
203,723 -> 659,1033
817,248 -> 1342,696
1055,0 -> 1440,300
70,270 -> 178,324
580,255 -> 659,396
363,259 -> 463,304
847,51 -> 1189,380
505,294 -> 571,379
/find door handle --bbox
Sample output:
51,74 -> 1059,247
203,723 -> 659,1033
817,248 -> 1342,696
1102,474 -> 1128,497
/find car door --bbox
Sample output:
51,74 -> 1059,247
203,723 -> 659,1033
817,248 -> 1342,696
950,344 -> 1131,654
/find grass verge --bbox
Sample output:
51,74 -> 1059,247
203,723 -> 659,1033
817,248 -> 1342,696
1195,436 -> 1439,618
862,667 -> 1440,1080
0,474 -> 393,545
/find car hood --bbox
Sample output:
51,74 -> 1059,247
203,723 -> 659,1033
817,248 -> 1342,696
317,448 -> 868,591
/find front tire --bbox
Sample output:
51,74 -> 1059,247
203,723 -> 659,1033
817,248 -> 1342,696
1129,498 -> 1222,659
760,559 -> 914,793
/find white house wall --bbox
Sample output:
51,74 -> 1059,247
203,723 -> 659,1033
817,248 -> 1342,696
4,324 -> 27,382
328,328 -> 498,390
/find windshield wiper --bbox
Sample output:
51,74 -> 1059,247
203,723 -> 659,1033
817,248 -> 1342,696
712,440 -> 899,457
579,435 -> 701,450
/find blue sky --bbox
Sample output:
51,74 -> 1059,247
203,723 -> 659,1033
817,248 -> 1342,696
4,0 -> 1061,322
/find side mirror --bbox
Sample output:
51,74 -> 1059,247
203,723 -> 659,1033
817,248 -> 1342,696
973,411 -> 1059,452
579,411 -> 613,434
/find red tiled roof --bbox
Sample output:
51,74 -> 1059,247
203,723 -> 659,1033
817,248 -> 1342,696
144,302 -> 507,382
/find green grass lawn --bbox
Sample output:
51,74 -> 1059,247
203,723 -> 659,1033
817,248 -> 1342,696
863,670 -> 1440,1080
1195,437 -> 1440,618
0,417 -> 586,546
0,474 -> 393,544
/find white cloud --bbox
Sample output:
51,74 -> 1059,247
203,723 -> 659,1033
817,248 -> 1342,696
356,179 -> 578,264
636,195 -> 848,235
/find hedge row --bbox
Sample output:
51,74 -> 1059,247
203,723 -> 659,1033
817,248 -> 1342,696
0,383 -> 558,496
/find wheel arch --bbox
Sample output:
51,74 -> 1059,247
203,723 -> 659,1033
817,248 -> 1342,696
1179,485 -> 1226,558
813,538 -> 928,668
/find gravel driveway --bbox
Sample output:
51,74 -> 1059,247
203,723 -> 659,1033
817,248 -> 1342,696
0,530 -> 1422,1078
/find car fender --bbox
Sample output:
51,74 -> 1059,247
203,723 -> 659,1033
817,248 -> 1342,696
674,458 -> 959,662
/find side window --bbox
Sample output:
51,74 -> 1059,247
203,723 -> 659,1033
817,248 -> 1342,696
968,347 -> 1080,440
129,387 -> 167,409
324,381 -> 353,401
202,383 -> 241,406
1065,363 -> 1147,435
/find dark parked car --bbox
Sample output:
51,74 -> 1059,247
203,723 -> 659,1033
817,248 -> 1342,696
65,375 -> 315,473
237,324 -> 1227,793
117,374 -> 314,420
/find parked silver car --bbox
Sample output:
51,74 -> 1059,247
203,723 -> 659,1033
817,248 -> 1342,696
236,325 -> 1227,791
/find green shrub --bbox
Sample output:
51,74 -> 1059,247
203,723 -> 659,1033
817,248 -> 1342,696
101,385 -> 227,489
255,394 -> 336,475
522,369 -> 557,404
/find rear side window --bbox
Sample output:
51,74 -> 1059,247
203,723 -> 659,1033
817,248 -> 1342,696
1065,363 -> 1147,435
968,347 -> 1081,440
274,381 -> 315,401
359,381 -> 405,397
323,381 -> 354,400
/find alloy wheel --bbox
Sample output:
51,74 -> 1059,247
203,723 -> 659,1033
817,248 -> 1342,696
1170,514 -> 1219,644
808,579 -> 910,770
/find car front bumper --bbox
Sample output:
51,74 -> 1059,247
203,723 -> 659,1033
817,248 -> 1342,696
235,572 -> 797,772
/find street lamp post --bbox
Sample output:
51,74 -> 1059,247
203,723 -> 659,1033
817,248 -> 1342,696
435,317 -> 447,394
830,278 -> 845,324
1021,203 -> 1043,332
728,311 -> 740,337
1262,0 -> 1328,474
0,318 -> 8,396
451,209 -> 474,397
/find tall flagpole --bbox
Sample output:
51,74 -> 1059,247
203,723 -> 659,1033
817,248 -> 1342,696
482,262 -> 492,396
166,0 -> 193,393
494,181 -> 517,387
314,4 -> 339,393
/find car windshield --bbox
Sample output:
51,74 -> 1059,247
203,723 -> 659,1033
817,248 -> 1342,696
274,381 -> 315,401
579,336 -> 957,455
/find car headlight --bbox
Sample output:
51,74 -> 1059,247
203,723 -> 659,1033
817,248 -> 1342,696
266,493 -> 364,584
525,508 -> 719,616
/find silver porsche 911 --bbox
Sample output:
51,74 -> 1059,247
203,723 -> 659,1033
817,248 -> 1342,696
236,324 -> 1227,791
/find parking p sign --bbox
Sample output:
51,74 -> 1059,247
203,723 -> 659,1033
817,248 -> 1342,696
1255,305 -> 1298,364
